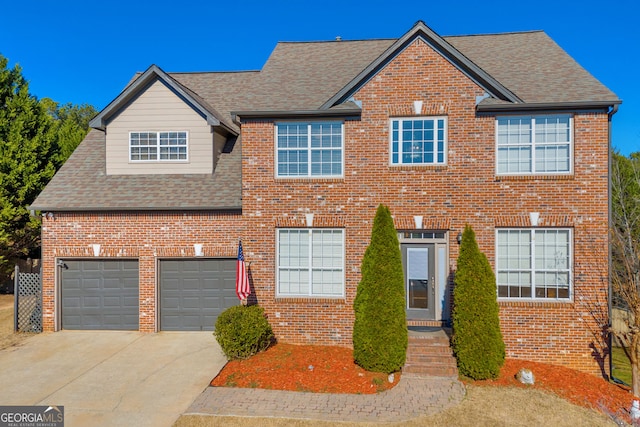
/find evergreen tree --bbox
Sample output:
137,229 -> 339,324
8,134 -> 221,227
0,54 -> 95,282
0,55 -> 57,276
353,204 -> 407,373
451,224 -> 505,379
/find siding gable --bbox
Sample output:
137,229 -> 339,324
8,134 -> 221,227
105,79 -> 214,175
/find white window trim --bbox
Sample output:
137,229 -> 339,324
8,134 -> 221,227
276,228 -> 345,298
389,116 -> 448,166
129,131 -> 189,163
274,122 -> 345,179
495,228 -> 573,302
495,114 -> 573,176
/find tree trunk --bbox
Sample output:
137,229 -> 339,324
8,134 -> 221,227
634,361 -> 640,398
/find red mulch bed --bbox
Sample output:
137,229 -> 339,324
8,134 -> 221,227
212,343 -> 635,421
211,343 -> 400,394
471,358 -> 635,423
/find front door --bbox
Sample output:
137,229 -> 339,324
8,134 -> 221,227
402,244 -> 435,319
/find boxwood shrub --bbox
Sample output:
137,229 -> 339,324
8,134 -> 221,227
214,305 -> 274,360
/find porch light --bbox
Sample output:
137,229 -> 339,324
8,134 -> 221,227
457,233 -> 462,244
413,215 -> 423,229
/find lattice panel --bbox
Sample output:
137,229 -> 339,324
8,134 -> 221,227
17,272 -> 42,332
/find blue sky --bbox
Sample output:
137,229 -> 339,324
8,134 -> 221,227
2,0 -> 637,154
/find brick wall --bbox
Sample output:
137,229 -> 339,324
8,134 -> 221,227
240,38 -> 610,375
40,211 -> 243,332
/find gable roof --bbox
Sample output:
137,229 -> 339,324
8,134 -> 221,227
31,22 -> 620,212
321,21 -> 522,110
89,64 -> 238,135
447,30 -> 620,110
30,129 -> 242,211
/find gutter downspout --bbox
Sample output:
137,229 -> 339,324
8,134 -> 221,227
608,103 -> 619,380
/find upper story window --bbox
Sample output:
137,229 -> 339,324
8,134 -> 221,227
277,228 -> 345,298
390,117 -> 447,165
276,122 -> 343,177
496,228 -> 572,300
130,131 -> 188,162
496,115 -> 571,175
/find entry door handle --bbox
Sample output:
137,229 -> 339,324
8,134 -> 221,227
431,276 -> 435,290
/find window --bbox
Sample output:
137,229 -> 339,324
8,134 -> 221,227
390,117 -> 447,165
496,115 -> 571,174
277,229 -> 344,297
276,122 -> 343,177
130,131 -> 188,161
496,229 -> 572,300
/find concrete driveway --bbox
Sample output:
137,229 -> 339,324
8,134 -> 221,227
0,331 -> 226,427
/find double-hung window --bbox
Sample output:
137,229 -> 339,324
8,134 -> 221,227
496,228 -> 572,300
130,131 -> 188,161
276,122 -> 343,177
277,229 -> 344,297
496,115 -> 571,174
390,117 -> 447,165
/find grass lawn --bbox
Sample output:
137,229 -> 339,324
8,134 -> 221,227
612,346 -> 632,385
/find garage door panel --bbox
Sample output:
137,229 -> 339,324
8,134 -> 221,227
61,260 -> 139,330
160,259 -> 236,331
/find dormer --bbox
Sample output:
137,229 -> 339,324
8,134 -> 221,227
89,65 -> 237,176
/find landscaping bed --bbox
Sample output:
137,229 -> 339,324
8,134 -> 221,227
212,342 -> 634,422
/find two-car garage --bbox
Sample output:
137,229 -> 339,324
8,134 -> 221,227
60,258 -> 238,331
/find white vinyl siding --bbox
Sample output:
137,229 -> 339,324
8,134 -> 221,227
390,117 -> 447,165
276,122 -> 343,177
496,228 -> 572,300
496,115 -> 572,175
105,80 -> 213,175
277,229 -> 344,297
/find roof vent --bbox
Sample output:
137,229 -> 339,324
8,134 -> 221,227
335,36 -> 342,41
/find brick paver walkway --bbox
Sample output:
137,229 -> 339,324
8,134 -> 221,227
185,374 -> 465,423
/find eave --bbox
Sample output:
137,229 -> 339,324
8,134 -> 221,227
232,108 -> 362,123
476,100 -> 622,114
89,64 -> 238,136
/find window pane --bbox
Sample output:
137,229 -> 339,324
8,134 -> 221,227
391,118 -> 446,165
498,228 -> 571,300
278,229 -> 343,297
278,123 -> 342,177
497,115 -> 571,175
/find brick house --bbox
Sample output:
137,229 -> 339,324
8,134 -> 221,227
31,21 -> 620,374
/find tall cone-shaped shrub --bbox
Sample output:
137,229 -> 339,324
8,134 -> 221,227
353,204 -> 407,373
452,225 -> 505,379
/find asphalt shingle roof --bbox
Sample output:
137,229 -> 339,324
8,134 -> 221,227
31,25 -> 620,212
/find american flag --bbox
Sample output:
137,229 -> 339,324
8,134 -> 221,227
236,240 -> 250,301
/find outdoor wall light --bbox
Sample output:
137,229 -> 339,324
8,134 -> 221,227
456,232 -> 462,244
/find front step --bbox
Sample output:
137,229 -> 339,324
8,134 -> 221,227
403,327 -> 459,377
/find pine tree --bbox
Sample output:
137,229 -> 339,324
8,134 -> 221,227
353,204 -> 407,373
451,224 -> 505,379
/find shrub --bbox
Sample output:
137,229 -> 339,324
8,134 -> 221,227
451,224 -> 505,379
214,305 -> 274,360
353,204 -> 408,373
